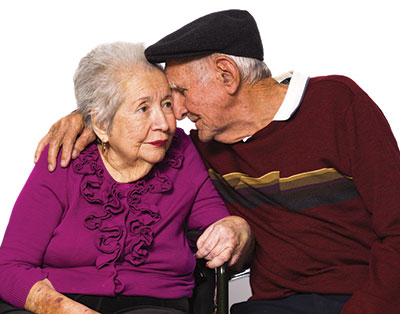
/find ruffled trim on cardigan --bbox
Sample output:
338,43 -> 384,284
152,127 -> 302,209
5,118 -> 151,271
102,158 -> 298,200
73,135 -> 183,269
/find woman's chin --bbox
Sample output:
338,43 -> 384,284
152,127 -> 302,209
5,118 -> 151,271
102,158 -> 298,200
146,151 -> 167,165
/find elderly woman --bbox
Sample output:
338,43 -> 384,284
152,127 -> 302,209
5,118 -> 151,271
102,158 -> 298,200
0,42 -> 250,313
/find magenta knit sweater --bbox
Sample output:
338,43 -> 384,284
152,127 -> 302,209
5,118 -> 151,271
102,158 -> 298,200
0,128 -> 229,308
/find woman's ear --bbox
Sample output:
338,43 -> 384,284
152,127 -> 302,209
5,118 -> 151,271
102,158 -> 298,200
91,115 -> 109,143
214,56 -> 241,95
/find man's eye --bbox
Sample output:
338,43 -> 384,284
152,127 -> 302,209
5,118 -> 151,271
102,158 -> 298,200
138,106 -> 148,113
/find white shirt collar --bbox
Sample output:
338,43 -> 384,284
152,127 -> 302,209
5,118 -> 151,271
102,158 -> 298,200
240,71 -> 309,142
272,71 -> 309,121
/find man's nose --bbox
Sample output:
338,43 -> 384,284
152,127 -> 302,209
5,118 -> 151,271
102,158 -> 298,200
171,92 -> 187,120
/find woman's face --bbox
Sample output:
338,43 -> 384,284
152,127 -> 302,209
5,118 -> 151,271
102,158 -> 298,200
106,67 -> 176,167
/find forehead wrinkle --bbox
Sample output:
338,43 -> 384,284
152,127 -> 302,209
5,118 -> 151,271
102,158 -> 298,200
125,84 -> 172,105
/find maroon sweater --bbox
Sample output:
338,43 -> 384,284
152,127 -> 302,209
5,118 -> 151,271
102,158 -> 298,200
191,75 -> 400,313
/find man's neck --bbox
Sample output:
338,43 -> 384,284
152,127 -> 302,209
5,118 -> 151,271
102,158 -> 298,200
214,78 -> 288,143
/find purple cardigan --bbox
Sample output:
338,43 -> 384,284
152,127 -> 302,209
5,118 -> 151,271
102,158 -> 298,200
0,128 -> 229,308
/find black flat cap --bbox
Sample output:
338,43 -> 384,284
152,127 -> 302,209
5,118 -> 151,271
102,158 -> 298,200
145,9 -> 263,63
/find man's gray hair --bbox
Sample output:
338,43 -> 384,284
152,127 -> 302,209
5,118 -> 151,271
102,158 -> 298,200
227,54 -> 272,84
190,53 -> 271,85
74,42 -> 161,132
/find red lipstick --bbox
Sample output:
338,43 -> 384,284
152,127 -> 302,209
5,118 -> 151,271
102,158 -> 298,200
148,140 -> 167,147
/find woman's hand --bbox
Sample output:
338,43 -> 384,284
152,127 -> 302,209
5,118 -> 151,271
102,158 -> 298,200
34,111 -> 96,172
25,279 -> 99,314
196,216 -> 254,271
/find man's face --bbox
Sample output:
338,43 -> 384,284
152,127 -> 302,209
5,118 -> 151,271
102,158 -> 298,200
165,60 -> 230,143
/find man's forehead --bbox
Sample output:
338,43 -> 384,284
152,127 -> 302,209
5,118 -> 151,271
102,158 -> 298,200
165,63 -> 188,87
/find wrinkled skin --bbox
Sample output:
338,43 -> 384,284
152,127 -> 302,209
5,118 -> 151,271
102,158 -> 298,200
25,279 -> 99,314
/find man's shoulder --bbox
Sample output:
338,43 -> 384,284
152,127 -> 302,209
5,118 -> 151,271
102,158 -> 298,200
308,75 -> 365,96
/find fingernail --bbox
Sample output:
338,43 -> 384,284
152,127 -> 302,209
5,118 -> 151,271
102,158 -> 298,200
72,150 -> 78,159
34,156 -> 38,163
48,165 -> 54,172
61,160 -> 67,168
205,263 -> 209,268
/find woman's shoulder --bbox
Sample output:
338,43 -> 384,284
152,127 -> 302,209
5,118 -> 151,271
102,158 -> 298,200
172,128 -> 197,152
34,142 -> 100,181
173,128 -> 190,144
168,128 -> 205,163
164,128 -> 208,174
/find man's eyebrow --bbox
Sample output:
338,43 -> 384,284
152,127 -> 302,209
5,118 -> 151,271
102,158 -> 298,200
169,83 -> 185,93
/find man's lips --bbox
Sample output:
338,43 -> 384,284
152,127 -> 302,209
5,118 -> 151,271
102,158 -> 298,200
148,140 -> 168,147
188,117 -> 199,123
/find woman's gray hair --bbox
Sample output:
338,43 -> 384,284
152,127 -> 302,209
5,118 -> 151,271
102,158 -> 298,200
191,53 -> 271,85
74,42 -> 162,132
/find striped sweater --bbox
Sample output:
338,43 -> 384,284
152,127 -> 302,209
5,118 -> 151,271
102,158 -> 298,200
190,75 -> 400,313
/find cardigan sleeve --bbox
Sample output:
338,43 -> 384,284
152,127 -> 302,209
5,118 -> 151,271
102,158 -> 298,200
186,175 -> 230,231
341,92 -> 400,313
0,146 -> 67,309
179,131 -> 230,231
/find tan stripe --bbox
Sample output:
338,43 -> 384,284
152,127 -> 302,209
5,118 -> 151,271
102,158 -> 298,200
209,168 -> 352,191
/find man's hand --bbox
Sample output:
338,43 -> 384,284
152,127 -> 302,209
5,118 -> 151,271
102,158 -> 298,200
34,112 -> 96,171
196,216 -> 254,270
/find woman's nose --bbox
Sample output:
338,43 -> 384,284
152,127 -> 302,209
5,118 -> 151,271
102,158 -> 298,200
152,109 -> 169,131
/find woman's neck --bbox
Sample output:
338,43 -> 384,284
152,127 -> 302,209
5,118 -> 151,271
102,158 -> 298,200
97,144 -> 153,183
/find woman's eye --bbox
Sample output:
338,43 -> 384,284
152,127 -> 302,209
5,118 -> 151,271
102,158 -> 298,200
163,102 -> 173,109
138,106 -> 148,113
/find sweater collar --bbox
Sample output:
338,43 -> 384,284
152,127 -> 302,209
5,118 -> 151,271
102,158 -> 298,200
272,71 -> 309,121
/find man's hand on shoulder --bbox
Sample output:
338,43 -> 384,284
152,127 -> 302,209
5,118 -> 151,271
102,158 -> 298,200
34,111 -> 96,171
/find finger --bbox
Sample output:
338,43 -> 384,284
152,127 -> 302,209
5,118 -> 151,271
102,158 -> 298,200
34,134 -> 51,163
195,226 -> 218,259
72,128 -> 96,159
60,113 -> 89,163
47,129 -> 64,172
227,249 -> 241,267
203,237 -> 236,266
60,120 -> 88,166
60,132 -> 78,168
197,230 -> 234,264
206,246 -> 234,268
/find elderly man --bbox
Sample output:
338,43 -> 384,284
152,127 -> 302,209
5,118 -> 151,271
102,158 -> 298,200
35,10 -> 400,314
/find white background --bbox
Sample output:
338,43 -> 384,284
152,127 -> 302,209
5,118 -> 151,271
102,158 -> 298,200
0,0 -> 399,241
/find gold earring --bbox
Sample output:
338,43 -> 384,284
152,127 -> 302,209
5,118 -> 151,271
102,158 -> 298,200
102,140 -> 107,153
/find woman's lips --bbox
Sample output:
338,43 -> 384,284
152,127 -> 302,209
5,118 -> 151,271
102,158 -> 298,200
148,140 -> 168,147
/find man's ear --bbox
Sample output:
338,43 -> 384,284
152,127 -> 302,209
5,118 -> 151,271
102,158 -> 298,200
214,56 -> 241,95
91,115 -> 109,143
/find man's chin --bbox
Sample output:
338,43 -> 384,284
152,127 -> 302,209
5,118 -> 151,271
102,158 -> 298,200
197,130 -> 213,143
